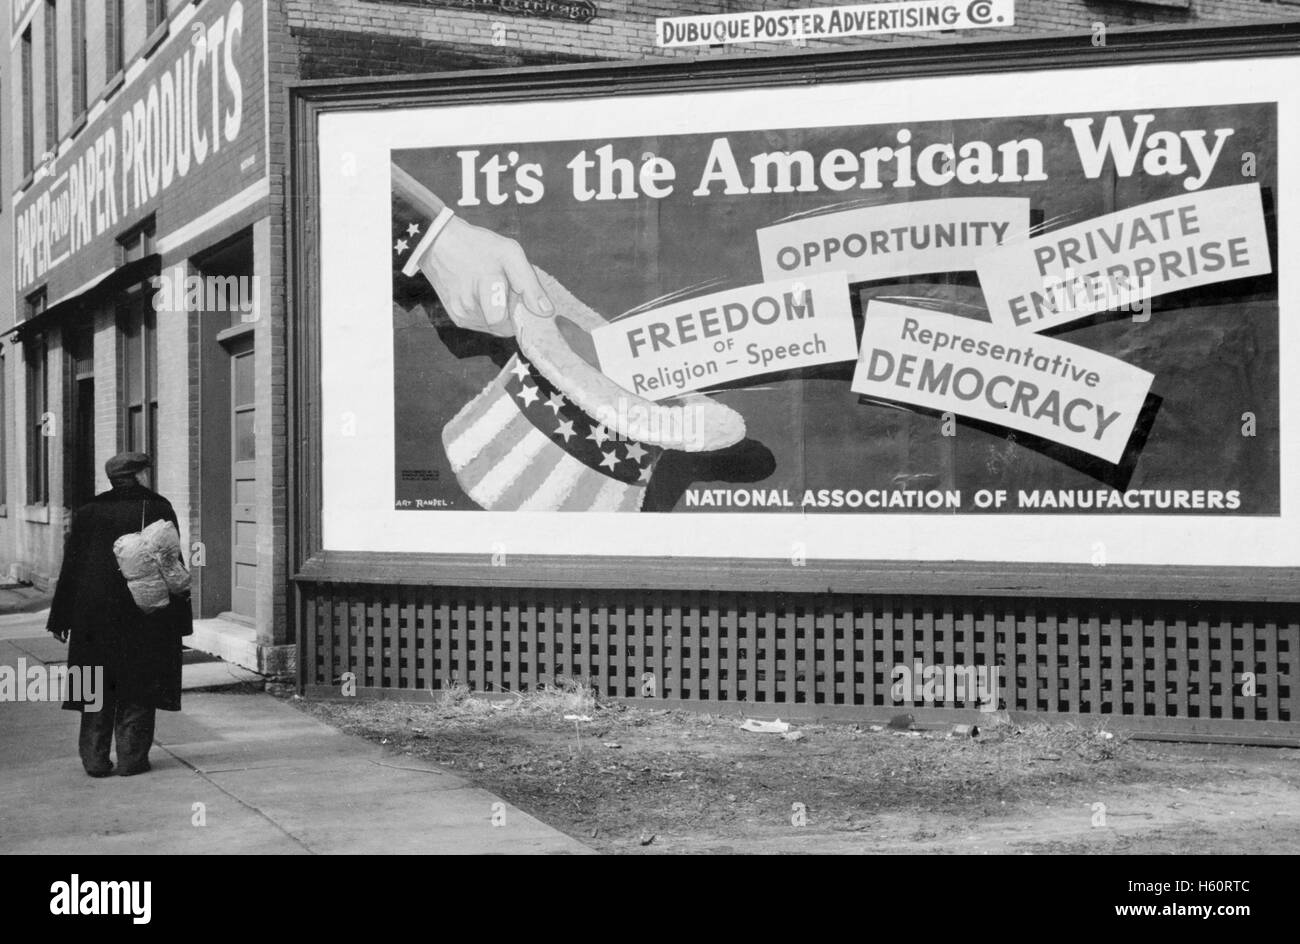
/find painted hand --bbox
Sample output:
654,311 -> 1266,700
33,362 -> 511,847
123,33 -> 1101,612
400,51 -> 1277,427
416,216 -> 554,337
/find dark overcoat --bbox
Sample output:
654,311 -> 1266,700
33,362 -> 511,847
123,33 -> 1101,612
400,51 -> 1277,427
47,483 -> 194,711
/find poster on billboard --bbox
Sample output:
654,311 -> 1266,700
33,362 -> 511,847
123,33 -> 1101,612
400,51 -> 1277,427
310,49 -> 1300,572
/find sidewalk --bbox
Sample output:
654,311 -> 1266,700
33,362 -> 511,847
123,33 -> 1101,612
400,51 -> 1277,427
0,613 -> 591,855
0,584 -> 54,616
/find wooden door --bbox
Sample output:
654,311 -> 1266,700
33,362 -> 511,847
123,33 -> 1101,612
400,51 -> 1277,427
230,336 -> 256,618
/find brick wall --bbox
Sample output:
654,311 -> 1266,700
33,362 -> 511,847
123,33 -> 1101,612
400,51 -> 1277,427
282,0 -> 1300,67
92,305 -> 117,497
85,0 -> 105,104
250,215 -> 287,642
263,0 -> 298,647
156,261 -> 192,556
187,266 -> 203,618
0,11 -> 13,577
16,0 -> 268,311
4,0 -> 270,614
292,24 -> 590,78
5,0 -> 180,222
17,329 -> 69,590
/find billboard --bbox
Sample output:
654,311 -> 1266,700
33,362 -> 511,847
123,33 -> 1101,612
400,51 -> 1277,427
312,48 -> 1300,570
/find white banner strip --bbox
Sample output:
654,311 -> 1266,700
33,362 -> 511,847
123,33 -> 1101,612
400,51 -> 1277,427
851,300 -> 1154,463
758,197 -> 1030,284
977,183 -> 1272,333
592,272 -> 858,402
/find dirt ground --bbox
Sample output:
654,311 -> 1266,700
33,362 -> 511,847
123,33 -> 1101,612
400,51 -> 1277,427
297,688 -> 1300,854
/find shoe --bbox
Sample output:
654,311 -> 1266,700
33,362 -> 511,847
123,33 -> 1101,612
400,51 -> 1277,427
85,766 -> 115,778
117,761 -> 151,777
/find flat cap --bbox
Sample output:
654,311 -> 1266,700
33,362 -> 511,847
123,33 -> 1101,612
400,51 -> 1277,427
105,451 -> 152,477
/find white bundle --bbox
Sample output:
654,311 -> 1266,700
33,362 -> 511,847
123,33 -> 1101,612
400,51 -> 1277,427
113,519 -> 189,615
143,519 -> 191,596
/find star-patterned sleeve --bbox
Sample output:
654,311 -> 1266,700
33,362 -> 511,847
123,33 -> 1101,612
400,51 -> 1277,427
391,163 -> 448,301
393,202 -> 435,280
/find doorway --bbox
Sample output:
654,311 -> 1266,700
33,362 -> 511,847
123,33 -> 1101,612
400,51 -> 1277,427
194,230 -> 256,621
229,334 -> 256,619
64,319 -> 95,509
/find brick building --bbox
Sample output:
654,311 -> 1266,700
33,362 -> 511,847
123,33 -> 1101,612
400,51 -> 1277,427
2,0 -> 276,667
1,0 -> 1296,697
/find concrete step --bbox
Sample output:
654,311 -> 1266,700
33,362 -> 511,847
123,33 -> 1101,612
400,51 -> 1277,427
186,617 -> 293,676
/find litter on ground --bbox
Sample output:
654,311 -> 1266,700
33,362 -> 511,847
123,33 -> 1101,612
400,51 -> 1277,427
740,718 -> 791,734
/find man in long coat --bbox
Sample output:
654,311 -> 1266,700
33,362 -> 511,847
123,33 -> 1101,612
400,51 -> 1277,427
47,452 -> 193,777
